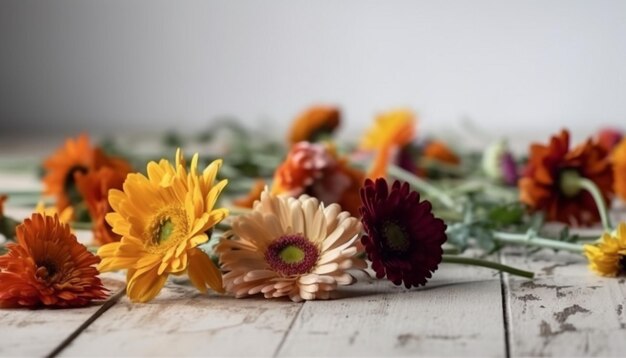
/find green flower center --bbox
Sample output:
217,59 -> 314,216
157,219 -> 175,244
146,206 -> 189,253
279,245 -> 306,264
383,222 -> 410,252
265,234 -> 319,276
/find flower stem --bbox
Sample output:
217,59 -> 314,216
492,231 -> 584,253
577,177 -> 612,232
387,164 -> 458,211
442,254 -> 534,279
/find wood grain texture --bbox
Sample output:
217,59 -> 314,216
0,273 -> 125,357
276,258 -> 507,357
60,279 -> 304,357
502,249 -> 626,357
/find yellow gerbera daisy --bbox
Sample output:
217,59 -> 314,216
97,149 -> 228,302
216,189 -> 366,302
584,223 -> 626,277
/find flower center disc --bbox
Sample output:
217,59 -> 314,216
383,222 -> 410,252
35,260 -> 58,282
146,207 -> 188,253
265,234 -> 319,276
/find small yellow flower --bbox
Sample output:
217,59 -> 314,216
97,149 -> 228,302
35,201 -> 74,224
584,223 -> 626,276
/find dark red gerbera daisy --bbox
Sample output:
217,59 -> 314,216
359,178 -> 447,288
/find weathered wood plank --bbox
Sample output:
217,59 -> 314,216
276,257 -> 507,357
0,273 -> 125,357
502,249 -> 626,357
60,280 -> 304,357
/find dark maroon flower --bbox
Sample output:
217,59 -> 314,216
359,178 -> 447,288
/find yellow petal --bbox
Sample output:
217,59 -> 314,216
187,248 -> 224,294
127,267 -> 168,303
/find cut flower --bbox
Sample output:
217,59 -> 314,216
584,223 -> 626,277
0,214 -> 107,308
43,135 -> 132,215
272,141 -> 363,216
519,129 -> 613,226
97,149 -> 228,302
360,178 -> 447,288
216,190 -> 366,302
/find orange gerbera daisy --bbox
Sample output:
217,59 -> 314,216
272,142 -> 364,216
519,129 -> 613,226
75,167 -> 130,245
360,109 -> 417,178
43,135 -> 132,214
0,214 -> 107,308
97,149 -> 228,302
613,138 -> 626,202
287,106 -> 340,145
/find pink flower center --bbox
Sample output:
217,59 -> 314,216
265,234 -> 319,276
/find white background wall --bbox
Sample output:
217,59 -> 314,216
1,0 -> 625,141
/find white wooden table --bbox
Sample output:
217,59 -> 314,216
1,148 -> 625,357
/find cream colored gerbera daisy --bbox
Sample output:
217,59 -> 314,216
216,190 -> 365,302
97,149 -> 228,302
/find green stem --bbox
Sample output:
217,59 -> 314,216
578,178 -> 612,232
493,231 -> 584,253
387,164 -> 458,211
442,254 -> 534,279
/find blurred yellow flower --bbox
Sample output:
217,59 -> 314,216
584,223 -> 626,277
360,109 -> 416,178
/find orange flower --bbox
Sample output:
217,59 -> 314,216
519,130 -> 613,226
613,138 -> 626,202
272,142 -> 363,216
233,179 -> 266,208
75,167 -> 129,245
0,214 -> 107,308
287,106 -> 340,145
43,135 -> 132,214
360,109 -> 417,178
422,140 -> 460,166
